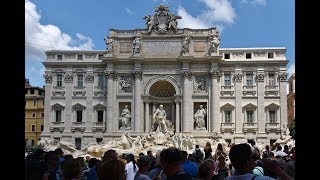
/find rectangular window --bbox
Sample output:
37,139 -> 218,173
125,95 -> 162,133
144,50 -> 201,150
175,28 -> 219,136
75,138 -> 81,150
224,74 -> 231,86
31,125 -> 36,132
25,89 -> 28,94
57,74 -> 63,87
41,112 -> 44,118
38,90 -> 42,95
33,100 -> 37,106
57,55 -> 63,60
40,125 -> 44,131
56,110 -> 61,122
268,53 -> 274,59
98,111 -> 103,122
225,111 -> 231,123
76,111 -> 82,122
246,73 -> 253,86
30,89 -> 34,94
224,53 -> 230,59
268,73 -> 275,86
42,101 -> 45,106
246,53 -> 252,59
289,83 -> 293,92
96,138 -> 103,144
31,139 -> 35,145
98,75 -> 104,87
269,110 -> 276,123
77,75 -> 83,87
98,54 -> 104,60
247,111 -> 253,123
77,54 -> 83,60
32,112 -> 36,118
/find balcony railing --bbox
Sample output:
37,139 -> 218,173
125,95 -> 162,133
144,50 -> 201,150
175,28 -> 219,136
53,86 -> 65,90
92,122 -> 106,132
220,123 -> 235,133
50,122 -> 65,132
265,122 -> 280,133
243,123 -> 258,133
71,122 -> 86,132
74,86 -> 85,90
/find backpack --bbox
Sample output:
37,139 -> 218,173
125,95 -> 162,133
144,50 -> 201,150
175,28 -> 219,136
195,149 -> 204,161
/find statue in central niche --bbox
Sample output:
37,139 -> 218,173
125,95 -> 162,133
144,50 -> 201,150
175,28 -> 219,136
153,104 -> 168,133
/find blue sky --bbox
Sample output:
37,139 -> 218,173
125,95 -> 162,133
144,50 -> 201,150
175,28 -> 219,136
25,0 -> 295,88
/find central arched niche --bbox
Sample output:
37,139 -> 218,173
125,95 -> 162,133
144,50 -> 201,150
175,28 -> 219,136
149,80 -> 176,97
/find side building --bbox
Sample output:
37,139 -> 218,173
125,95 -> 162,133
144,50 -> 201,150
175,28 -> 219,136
287,73 -> 295,126
25,78 -> 45,148
41,4 -> 288,149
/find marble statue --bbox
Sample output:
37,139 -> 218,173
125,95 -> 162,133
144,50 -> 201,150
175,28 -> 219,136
181,36 -> 190,54
194,105 -> 207,130
119,105 -> 131,129
119,77 -> 131,92
104,36 -> 113,54
143,15 -> 155,33
153,104 -> 168,133
132,37 -> 141,54
209,35 -> 220,54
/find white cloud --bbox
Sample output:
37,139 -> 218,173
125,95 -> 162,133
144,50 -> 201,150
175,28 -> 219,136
125,8 -> 134,15
177,0 -> 236,32
241,0 -> 267,6
25,0 -> 94,62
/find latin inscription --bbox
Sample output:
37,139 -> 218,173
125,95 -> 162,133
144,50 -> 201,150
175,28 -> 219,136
143,41 -> 181,54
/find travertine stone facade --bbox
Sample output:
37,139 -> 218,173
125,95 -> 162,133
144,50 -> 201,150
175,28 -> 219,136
42,5 -> 288,148
287,74 -> 295,125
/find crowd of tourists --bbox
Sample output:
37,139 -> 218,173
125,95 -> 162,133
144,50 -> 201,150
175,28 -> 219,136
25,141 -> 295,180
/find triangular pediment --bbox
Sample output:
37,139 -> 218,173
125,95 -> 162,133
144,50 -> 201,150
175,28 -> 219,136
93,103 -> 106,109
220,103 -> 234,110
72,103 -> 86,109
265,103 -> 279,109
243,103 -> 257,110
51,103 -> 65,109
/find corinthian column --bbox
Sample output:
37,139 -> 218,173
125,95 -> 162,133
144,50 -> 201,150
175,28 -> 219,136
175,99 -> 181,132
133,70 -> 143,132
145,101 -> 150,132
182,70 -> 193,132
210,69 -> 221,133
106,71 -> 114,132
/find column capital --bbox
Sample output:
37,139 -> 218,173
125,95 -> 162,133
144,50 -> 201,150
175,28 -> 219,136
256,73 -> 265,82
64,73 -> 73,83
85,73 -> 94,83
105,70 -> 117,79
233,73 -> 243,82
278,72 -> 288,82
43,74 -> 53,83
181,70 -> 192,80
210,69 -> 221,80
133,70 -> 143,79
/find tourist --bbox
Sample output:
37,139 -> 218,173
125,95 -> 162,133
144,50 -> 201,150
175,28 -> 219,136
60,159 -> 82,180
213,143 -> 227,161
135,155 -> 152,180
126,154 -> 138,180
215,155 -> 229,179
102,149 -> 117,162
159,147 -> 193,179
262,145 -> 271,159
181,150 -> 199,178
147,150 -> 157,172
192,144 -> 204,164
148,150 -> 167,180
198,160 -> 214,180
204,142 -> 213,160
97,159 -> 126,180
42,151 -> 60,180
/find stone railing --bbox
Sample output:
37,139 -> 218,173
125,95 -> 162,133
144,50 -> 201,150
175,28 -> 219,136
220,123 -> 235,133
243,123 -> 258,133
265,122 -> 280,133
50,122 -> 65,132
92,122 -> 106,132
71,122 -> 86,132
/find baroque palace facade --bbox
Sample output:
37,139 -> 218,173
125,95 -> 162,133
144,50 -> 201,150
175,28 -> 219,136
42,4 -> 288,149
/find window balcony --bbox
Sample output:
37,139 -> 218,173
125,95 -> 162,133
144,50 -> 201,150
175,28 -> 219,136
94,86 -> 107,96
74,86 -> 86,90
242,86 -> 257,96
50,122 -> 65,132
52,86 -> 66,97
71,122 -> 86,132
220,86 -> 234,96
243,123 -> 258,133
92,122 -> 106,132
265,122 -> 280,133
220,123 -> 235,133
53,86 -> 65,90
265,85 -> 279,96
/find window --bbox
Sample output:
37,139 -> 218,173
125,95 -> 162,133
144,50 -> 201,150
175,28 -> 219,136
98,75 -> 104,87
98,54 -> 104,60
246,73 -> 253,86
33,100 -> 37,106
96,138 -> 103,144
56,110 -> 61,122
289,83 -> 293,93
31,139 -> 35,145
224,53 -> 230,59
32,112 -> 36,118
98,111 -> 103,122
57,55 -> 63,60
268,73 -> 275,86
77,75 -> 83,87
225,139 -> 231,145
31,125 -> 36,132
54,138 -> 60,141
30,89 -> 34,94
269,110 -> 276,123
76,111 -> 82,122
57,74 -> 63,87
246,53 -> 252,59
224,74 -> 231,86
75,138 -> 81,150
225,111 -> 231,123
25,89 -> 28,94
247,110 -> 254,123
40,125 -> 44,131
77,54 -> 83,60
41,112 -> 44,118
38,90 -> 42,95
42,101 -> 45,106
268,53 -> 274,59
